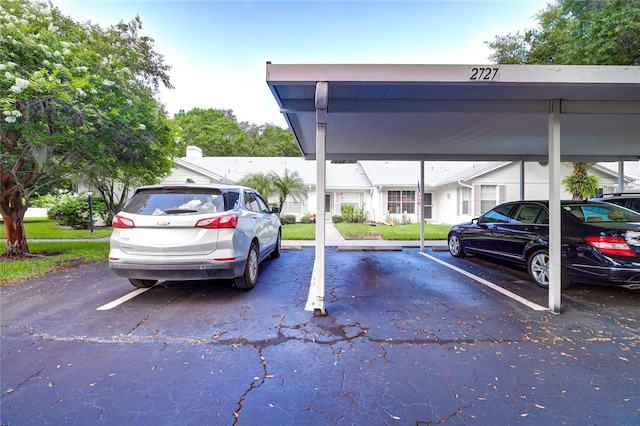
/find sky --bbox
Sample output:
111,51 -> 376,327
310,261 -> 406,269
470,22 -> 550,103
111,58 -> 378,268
51,0 -> 549,127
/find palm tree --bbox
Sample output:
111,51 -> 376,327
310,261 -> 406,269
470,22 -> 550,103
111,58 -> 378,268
562,162 -> 599,200
237,171 -> 274,200
270,168 -> 306,213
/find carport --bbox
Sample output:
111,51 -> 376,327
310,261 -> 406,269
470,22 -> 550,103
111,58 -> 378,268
266,63 -> 640,314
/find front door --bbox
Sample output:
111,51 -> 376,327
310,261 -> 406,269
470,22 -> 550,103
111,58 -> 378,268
423,192 -> 432,219
325,194 -> 331,217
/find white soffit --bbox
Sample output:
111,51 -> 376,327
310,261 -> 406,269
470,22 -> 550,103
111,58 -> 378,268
266,64 -> 640,161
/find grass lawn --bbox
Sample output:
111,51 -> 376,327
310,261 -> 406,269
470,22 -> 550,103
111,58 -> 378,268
282,222 -> 449,240
336,223 -> 449,240
281,223 -> 316,240
0,218 -> 112,239
1,219 -> 448,285
1,218 -> 112,285
0,241 -> 110,286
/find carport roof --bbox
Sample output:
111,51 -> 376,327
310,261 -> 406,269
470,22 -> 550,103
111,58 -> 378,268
266,63 -> 640,162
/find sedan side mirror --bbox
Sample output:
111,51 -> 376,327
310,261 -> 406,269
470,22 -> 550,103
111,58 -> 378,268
270,206 -> 281,214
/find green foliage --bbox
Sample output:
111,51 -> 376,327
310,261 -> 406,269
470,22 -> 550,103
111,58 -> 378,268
0,219 -> 111,239
0,0 -> 174,255
237,171 -> 274,199
340,204 -> 355,222
238,168 -> 306,213
340,202 -> 368,223
332,215 -> 344,223
47,195 -> 108,229
335,223 -> 449,240
0,241 -> 110,285
486,0 -> 640,65
270,168 -> 306,213
280,223 -> 315,240
485,0 -> 633,199
279,214 -> 296,225
30,192 -> 75,208
173,109 -> 300,157
299,212 -> 315,224
562,170 -> 600,199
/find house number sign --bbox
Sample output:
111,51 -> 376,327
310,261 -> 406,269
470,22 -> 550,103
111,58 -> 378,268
468,66 -> 500,81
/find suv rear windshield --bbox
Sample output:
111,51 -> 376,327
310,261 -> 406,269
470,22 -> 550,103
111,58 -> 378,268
122,188 -> 240,215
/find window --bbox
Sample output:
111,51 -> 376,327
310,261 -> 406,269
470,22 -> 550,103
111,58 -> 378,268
244,191 -> 261,213
473,184 -> 506,216
283,201 -> 303,215
340,192 -> 361,210
457,187 -> 471,215
387,190 -> 415,214
480,185 -> 497,214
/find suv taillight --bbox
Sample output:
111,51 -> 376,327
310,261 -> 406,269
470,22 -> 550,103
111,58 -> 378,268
195,215 -> 238,229
112,215 -> 135,228
584,236 -> 636,257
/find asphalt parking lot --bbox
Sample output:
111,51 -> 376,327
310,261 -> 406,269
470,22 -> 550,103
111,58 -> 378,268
1,247 -> 638,425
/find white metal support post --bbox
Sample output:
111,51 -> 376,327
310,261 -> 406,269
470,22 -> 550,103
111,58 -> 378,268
305,81 -> 329,316
519,160 -> 525,200
548,99 -> 562,313
618,161 -> 624,191
419,160 -> 425,252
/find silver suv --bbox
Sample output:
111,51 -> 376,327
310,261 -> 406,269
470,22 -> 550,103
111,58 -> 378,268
109,184 -> 282,290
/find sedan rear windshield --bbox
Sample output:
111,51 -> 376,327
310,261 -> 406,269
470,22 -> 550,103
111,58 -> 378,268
564,203 -> 640,223
122,188 -> 240,215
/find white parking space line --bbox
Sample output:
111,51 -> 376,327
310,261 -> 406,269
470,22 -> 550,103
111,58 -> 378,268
97,287 -> 153,311
418,252 -> 547,312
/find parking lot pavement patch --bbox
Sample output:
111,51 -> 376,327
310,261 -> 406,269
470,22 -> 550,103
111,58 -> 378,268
1,248 -> 638,425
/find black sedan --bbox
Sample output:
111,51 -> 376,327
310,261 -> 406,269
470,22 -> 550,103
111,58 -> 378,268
447,200 -> 640,289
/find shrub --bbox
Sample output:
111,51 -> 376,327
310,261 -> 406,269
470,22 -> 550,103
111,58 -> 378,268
299,212 -> 316,224
30,192 -> 76,208
355,202 -> 368,223
332,215 -> 344,223
279,214 -> 297,225
47,195 -> 108,229
340,204 -> 355,222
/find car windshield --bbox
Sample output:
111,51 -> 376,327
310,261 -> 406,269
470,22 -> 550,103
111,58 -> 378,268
563,203 -> 640,223
122,188 -> 240,215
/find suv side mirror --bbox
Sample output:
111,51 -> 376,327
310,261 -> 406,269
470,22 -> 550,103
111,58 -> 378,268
270,206 -> 281,214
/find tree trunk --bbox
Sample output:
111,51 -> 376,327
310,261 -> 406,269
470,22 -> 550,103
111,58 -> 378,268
1,193 -> 29,258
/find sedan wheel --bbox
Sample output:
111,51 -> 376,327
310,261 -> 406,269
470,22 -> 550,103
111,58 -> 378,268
448,233 -> 465,258
527,249 -> 571,289
235,243 -> 259,290
129,279 -> 157,288
528,250 -> 549,287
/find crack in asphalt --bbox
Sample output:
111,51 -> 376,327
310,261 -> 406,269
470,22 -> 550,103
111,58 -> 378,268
416,397 -> 482,425
233,348 -> 270,425
1,366 -> 45,399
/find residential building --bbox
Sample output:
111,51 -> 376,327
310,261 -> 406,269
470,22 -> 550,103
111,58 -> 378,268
163,147 -> 639,225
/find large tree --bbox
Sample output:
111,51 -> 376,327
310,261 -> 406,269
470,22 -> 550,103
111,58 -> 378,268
174,108 -> 300,157
485,0 -> 639,197
173,108 -> 249,156
487,0 -> 640,65
0,0 -> 174,257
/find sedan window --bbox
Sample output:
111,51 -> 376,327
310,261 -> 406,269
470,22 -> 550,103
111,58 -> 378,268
511,204 -> 543,224
480,204 -> 513,223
